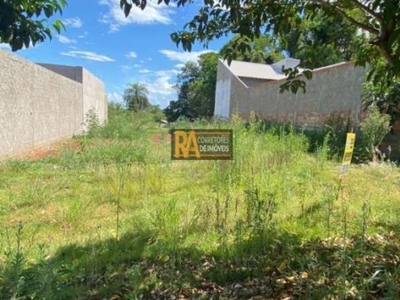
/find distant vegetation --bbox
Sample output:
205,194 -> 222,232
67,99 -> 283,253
164,52 -> 219,122
0,106 -> 399,299
123,82 -> 151,112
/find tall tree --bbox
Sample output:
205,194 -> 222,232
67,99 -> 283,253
164,52 -> 219,121
0,0 -> 66,51
188,52 -> 219,117
120,0 -> 400,92
164,61 -> 199,122
123,83 -> 150,112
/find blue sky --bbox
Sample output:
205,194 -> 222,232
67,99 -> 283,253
0,0 -> 231,108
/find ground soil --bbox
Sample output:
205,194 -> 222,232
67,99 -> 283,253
150,133 -> 171,145
11,134 -> 170,161
13,139 -> 83,161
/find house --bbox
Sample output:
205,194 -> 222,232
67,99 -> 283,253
214,58 -> 366,129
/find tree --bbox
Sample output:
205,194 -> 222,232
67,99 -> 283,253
164,52 -> 218,122
187,52 -> 219,117
164,61 -> 199,122
221,35 -> 284,64
163,99 -> 191,122
0,0 -> 66,51
279,9 -> 364,69
120,0 -> 400,91
123,83 -> 150,112
363,79 -> 400,130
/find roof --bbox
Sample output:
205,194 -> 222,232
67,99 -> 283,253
222,58 -> 301,81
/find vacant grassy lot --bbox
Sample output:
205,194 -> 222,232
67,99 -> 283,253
1,109 -> 400,299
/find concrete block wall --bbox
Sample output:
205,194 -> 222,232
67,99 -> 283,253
0,50 -> 107,159
82,68 -> 108,127
216,61 -> 365,129
39,64 -> 108,126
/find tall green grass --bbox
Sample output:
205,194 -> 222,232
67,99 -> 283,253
0,108 -> 399,299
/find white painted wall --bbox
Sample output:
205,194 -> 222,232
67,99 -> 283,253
214,60 -> 232,118
214,79 -> 231,118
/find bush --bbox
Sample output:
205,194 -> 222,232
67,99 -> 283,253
353,105 -> 391,162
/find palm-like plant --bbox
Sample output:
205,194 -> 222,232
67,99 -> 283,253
123,82 -> 150,112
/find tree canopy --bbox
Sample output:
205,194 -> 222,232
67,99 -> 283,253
279,9 -> 363,69
164,52 -> 219,122
123,82 -> 150,112
120,0 -> 400,87
220,35 -> 284,64
0,0 -> 66,51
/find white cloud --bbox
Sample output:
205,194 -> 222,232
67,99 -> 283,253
145,69 -> 177,105
154,69 -> 179,77
107,92 -> 123,103
159,49 -> 216,63
121,65 -> 133,70
63,18 -> 84,28
139,69 -> 151,73
126,51 -> 137,59
147,77 -> 175,96
78,32 -> 89,39
124,68 -> 178,107
58,35 -> 77,44
60,51 -> 115,62
175,63 -> 185,70
99,0 -> 174,31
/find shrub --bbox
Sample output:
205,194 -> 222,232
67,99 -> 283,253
353,105 -> 391,162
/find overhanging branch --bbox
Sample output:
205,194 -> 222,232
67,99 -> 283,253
348,0 -> 383,25
309,0 -> 380,36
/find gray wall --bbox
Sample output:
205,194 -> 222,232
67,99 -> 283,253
39,63 -> 83,83
0,50 -> 107,159
240,77 -> 270,88
82,68 -> 108,127
215,61 -> 365,128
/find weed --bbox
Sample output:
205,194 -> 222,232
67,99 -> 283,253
0,109 -> 400,299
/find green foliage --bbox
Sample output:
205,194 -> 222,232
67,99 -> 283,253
279,67 -> 313,94
121,0 -> 400,97
221,11 -> 362,71
163,98 -> 191,122
280,8 -> 363,69
2,110 -> 400,298
220,34 -> 284,64
147,105 -> 165,122
84,108 -> 100,137
363,77 -> 400,125
123,82 -> 150,112
0,0 -> 66,51
164,52 -> 218,122
298,108 -> 391,163
360,106 -> 391,149
355,105 -> 391,162
187,52 -> 219,118
83,104 -> 159,141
